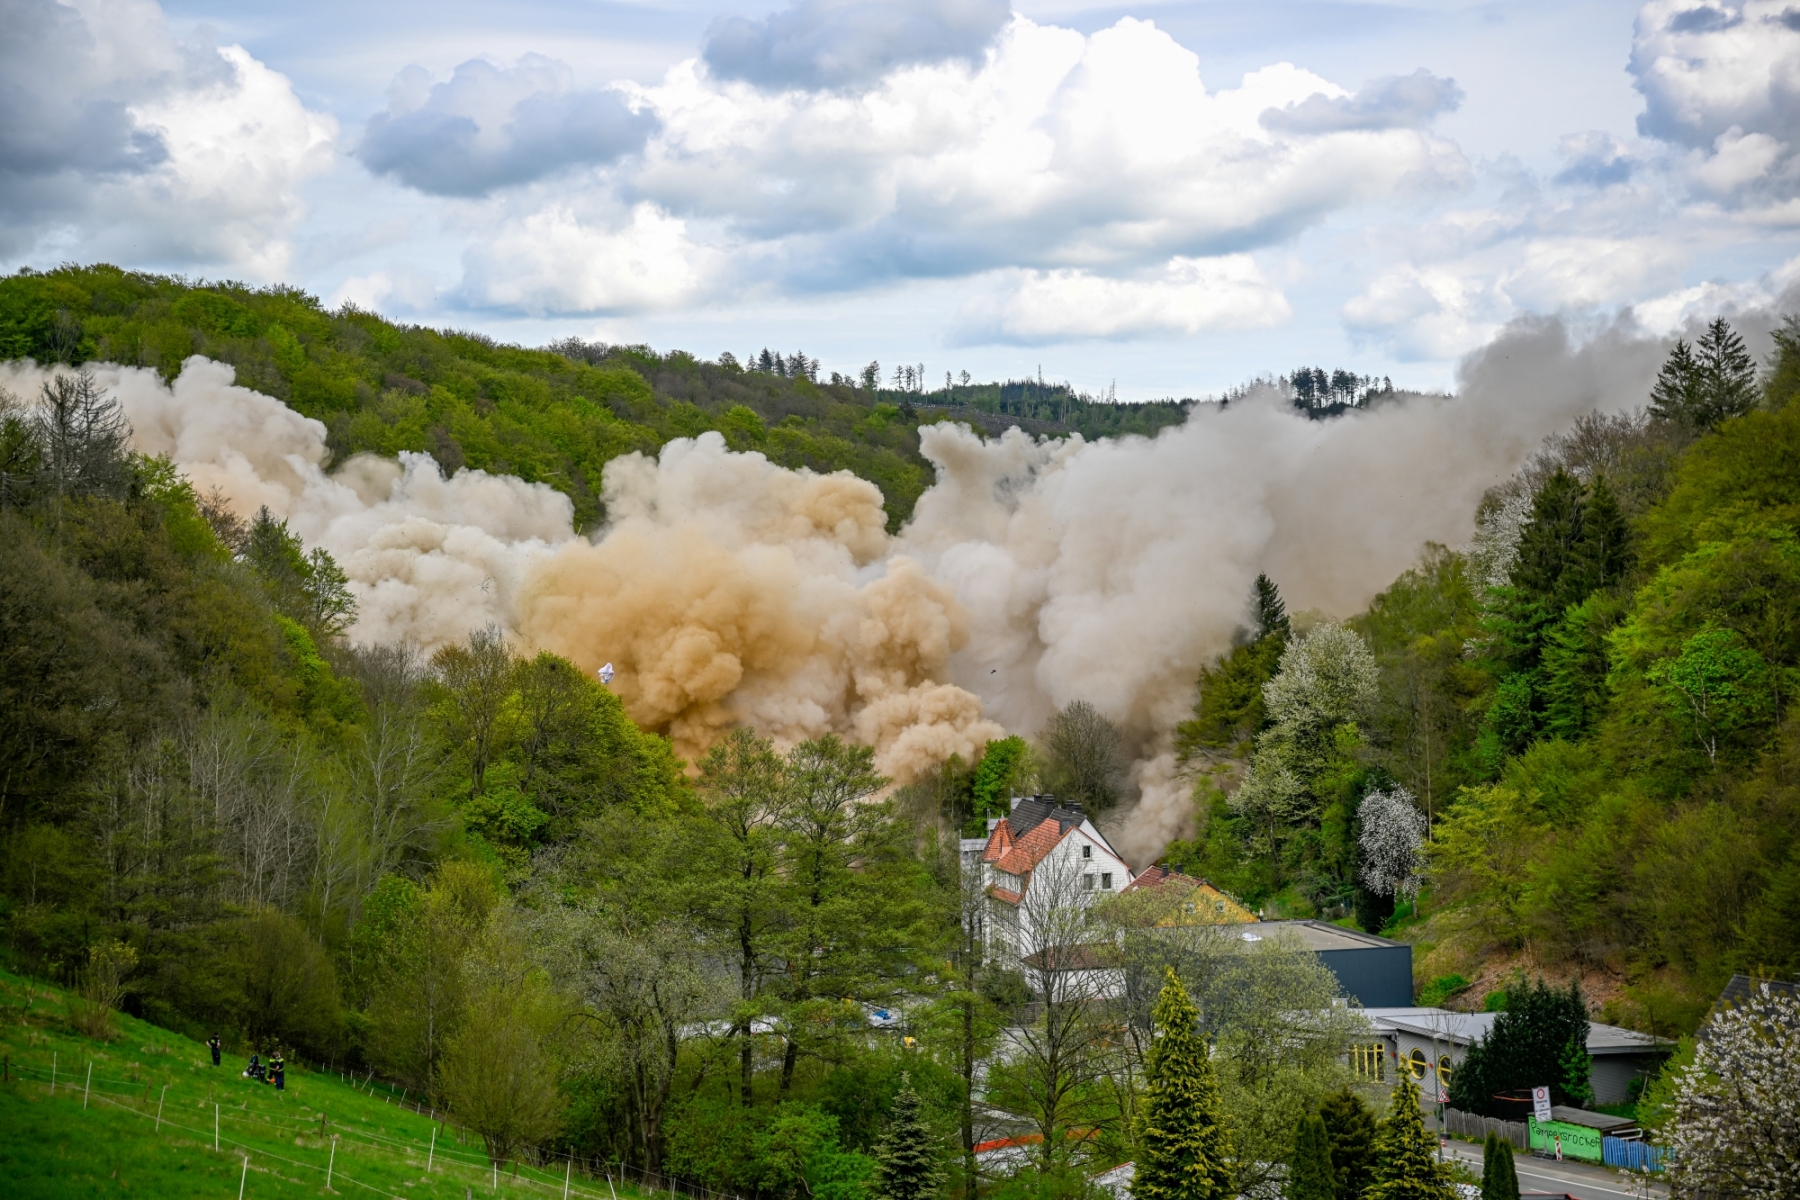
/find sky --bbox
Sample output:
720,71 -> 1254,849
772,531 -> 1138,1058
5,0 -> 1800,398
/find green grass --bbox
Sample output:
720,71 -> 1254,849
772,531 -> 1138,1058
0,971 -> 647,1199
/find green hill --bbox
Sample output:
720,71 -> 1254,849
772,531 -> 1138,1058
0,969 -> 654,1200
0,264 -> 1193,532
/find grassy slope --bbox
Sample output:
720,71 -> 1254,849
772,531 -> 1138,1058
0,971 -> 648,1200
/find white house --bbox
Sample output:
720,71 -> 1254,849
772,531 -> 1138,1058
976,795 -> 1134,965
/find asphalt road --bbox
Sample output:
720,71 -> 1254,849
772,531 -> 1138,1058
1439,1138 -> 1666,1200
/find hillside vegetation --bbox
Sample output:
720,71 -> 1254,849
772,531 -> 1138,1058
1168,316 -> 1800,1034
0,970 -> 653,1199
0,264 -> 1194,531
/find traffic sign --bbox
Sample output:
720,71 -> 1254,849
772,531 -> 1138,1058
1532,1085 -> 1552,1122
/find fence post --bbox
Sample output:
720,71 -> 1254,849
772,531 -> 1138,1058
329,1136 -> 337,1189
430,1128 -> 437,1172
565,1157 -> 572,1200
216,1103 -> 221,1152
239,1153 -> 249,1200
84,1062 -> 92,1109
156,1084 -> 167,1131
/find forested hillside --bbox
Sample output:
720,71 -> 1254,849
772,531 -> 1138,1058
1168,316 -> 1800,1035
0,265 -> 1195,532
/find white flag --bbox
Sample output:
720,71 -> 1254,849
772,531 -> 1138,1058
599,662 -> 615,685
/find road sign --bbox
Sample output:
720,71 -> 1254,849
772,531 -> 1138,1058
1532,1085 -> 1552,1122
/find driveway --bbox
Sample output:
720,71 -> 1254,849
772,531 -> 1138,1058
1438,1137 -> 1666,1200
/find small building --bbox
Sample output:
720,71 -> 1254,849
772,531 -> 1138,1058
1252,921 -> 1414,1007
1355,1007 -> 1674,1106
1116,865 -> 1257,925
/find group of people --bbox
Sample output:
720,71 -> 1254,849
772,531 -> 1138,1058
206,1034 -> 286,1091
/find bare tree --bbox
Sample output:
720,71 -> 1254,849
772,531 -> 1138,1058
997,853 -> 1120,1170
1041,700 -> 1125,811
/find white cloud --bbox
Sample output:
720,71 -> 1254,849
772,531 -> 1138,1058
1631,0 -> 1800,204
357,55 -> 654,196
0,0 -> 334,274
458,202 -> 711,314
951,255 -> 1291,343
631,16 -> 1469,276
702,0 -> 1010,91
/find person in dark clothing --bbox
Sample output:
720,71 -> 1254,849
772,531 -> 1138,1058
208,1035 -> 222,1066
244,1053 -> 262,1081
270,1050 -> 286,1091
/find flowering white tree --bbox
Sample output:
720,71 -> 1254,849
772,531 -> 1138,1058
1466,488 -> 1533,593
1232,622 -> 1378,863
1667,982 -> 1800,1198
1357,787 -> 1426,900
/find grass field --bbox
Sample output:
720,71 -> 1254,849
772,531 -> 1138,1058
0,971 -> 648,1200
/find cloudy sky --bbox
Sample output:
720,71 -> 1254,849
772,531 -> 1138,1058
5,0 -> 1799,396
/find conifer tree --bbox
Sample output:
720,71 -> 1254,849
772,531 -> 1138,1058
1367,1075 -> 1454,1200
1318,1086 -> 1377,1198
1287,1112 -> 1336,1200
1649,338 -> 1703,427
1134,969 -> 1233,1200
1254,573 -> 1291,641
1694,317 -> 1757,428
1479,1135 -> 1519,1200
875,1073 -> 945,1200
1572,474 -> 1632,594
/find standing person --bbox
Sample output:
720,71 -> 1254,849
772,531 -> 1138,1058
271,1049 -> 286,1092
207,1035 -> 222,1067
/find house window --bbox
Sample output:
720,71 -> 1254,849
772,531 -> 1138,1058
1183,902 -> 1196,914
1083,874 -> 1095,891
1350,1042 -> 1385,1081
1214,901 -> 1225,914
1437,1056 -> 1454,1088
1081,844 -> 1092,859
1408,1048 -> 1429,1080
1101,873 -> 1113,889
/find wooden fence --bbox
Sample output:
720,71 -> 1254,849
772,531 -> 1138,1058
1442,1107 -> 1528,1150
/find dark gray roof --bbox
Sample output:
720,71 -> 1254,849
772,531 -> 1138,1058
1005,795 -> 1087,840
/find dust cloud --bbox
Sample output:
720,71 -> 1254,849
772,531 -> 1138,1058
0,310 -> 1718,833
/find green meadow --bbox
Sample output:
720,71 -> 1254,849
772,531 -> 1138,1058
0,971 -> 651,1200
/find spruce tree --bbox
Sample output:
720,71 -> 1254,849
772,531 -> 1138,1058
1253,573 -> 1291,642
1693,317 -> 1757,429
1486,1140 -> 1519,1200
1511,470 -> 1589,619
875,1074 -> 945,1200
1367,1075 -> 1454,1200
1134,968 -> 1232,1200
1318,1086 -> 1377,1198
1572,475 -> 1632,593
1288,1112 -> 1336,1200
1648,338 -> 1703,427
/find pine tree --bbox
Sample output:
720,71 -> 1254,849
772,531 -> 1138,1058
875,1073 -> 945,1200
1649,338 -> 1703,427
1288,1112 -> 1336,1200
1319,1086 -> 1377,1198
1134,969 -> 1232,1200
1253,574 -> 1291,641
1572,475 -> 1632,594
1512,470 -> 1589,619
1367,1075 -> 1454,1200
1694,317 -> 1757,429
1484,1139 -> 1519,1200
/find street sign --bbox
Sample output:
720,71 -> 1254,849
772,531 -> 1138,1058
1532,1085 -> 1552,1122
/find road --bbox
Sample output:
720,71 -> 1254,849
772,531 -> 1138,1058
1439,1138 -> 1666,1200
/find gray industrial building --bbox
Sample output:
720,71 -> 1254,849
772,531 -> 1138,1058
1253,920 -> 1415,1007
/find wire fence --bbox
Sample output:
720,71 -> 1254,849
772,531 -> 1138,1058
2,1048 -> 743,1200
